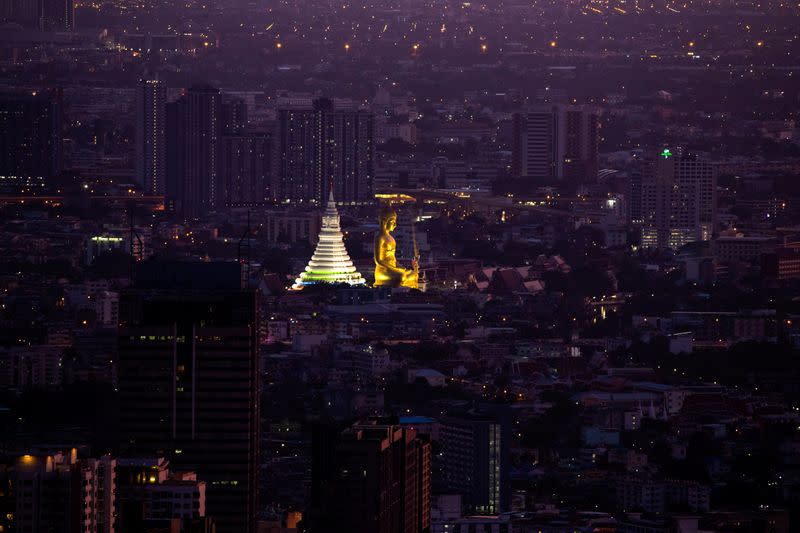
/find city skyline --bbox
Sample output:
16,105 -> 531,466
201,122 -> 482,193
1,0 -> 800,532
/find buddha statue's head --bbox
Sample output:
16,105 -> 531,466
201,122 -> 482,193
379,206 -> 397,233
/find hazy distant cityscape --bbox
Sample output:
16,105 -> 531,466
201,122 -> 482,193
1,0 -> 800,532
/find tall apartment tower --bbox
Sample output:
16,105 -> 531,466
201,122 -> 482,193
172,85 -> 223,218
312,421 -> 431,533
438,409 -> 510,515
118,262 -> 260,533
0,92 -> 61,190
220,133 -> 271,207
39,0 -> 74,30
0,0 -> 38,27
512,105 -> 599,183
135,79 -> 167,195
640,148 -> 717,250
275,97 -> 374,205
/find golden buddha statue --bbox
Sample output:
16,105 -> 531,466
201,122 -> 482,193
373,206 -> 418,289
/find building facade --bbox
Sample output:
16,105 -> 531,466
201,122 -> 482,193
0,93 -> 62,189
640,150 -> 717,250
275,97 -> 374,205
220,133 -> 271,207
170,85 -> 223,218
438,411 -> 509,515
263,209 -> 320,245
115,457 -> 208,532
135,79 -> 167,195
11,451 -> 115,533
512,105 -> 599,183
39,0 -> 74,30
314,421 -> 431,533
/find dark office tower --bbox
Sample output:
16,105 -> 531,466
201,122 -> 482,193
0,93 -> 61,191
222,98 -> 247,134
174,85 -> 222,217
314,421 -> 430,533
512,105 -> 599,183
438,410 -> 510,515
135,79 -> 167,195
39,0 -> 74,30
118,262 -> 260,533
275,97 -> 373,205
221,133 -> 271,207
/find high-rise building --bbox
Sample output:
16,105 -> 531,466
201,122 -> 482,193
220,133 -> 271,207
118,262 -> 259,533
38,0 -> 74,31
0,93 -> 61,191
312,420 -> 431,533
135,79 -> 167,195
171,85 -> 223,218
293,190 -> 366,289
640,148 -> 718,250
275,97 -> 374,205
10,450 -> 115,533
0,0 -> 38,27
512,105 -> 599,183
165,100 -> 180,203
1,0 -> 72,29
438,410 -> 510,515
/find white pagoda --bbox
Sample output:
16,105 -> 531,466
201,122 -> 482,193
292,191 -> 366,289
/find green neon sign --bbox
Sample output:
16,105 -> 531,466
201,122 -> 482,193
661,148 -> 673,158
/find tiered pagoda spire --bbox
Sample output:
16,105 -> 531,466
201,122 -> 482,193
292,191 -> 366,289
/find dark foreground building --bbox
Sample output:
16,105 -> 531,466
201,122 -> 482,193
311,420 -> 431,533
117,262 -> 259,533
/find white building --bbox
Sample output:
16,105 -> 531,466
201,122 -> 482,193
640,150 -> 717,250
